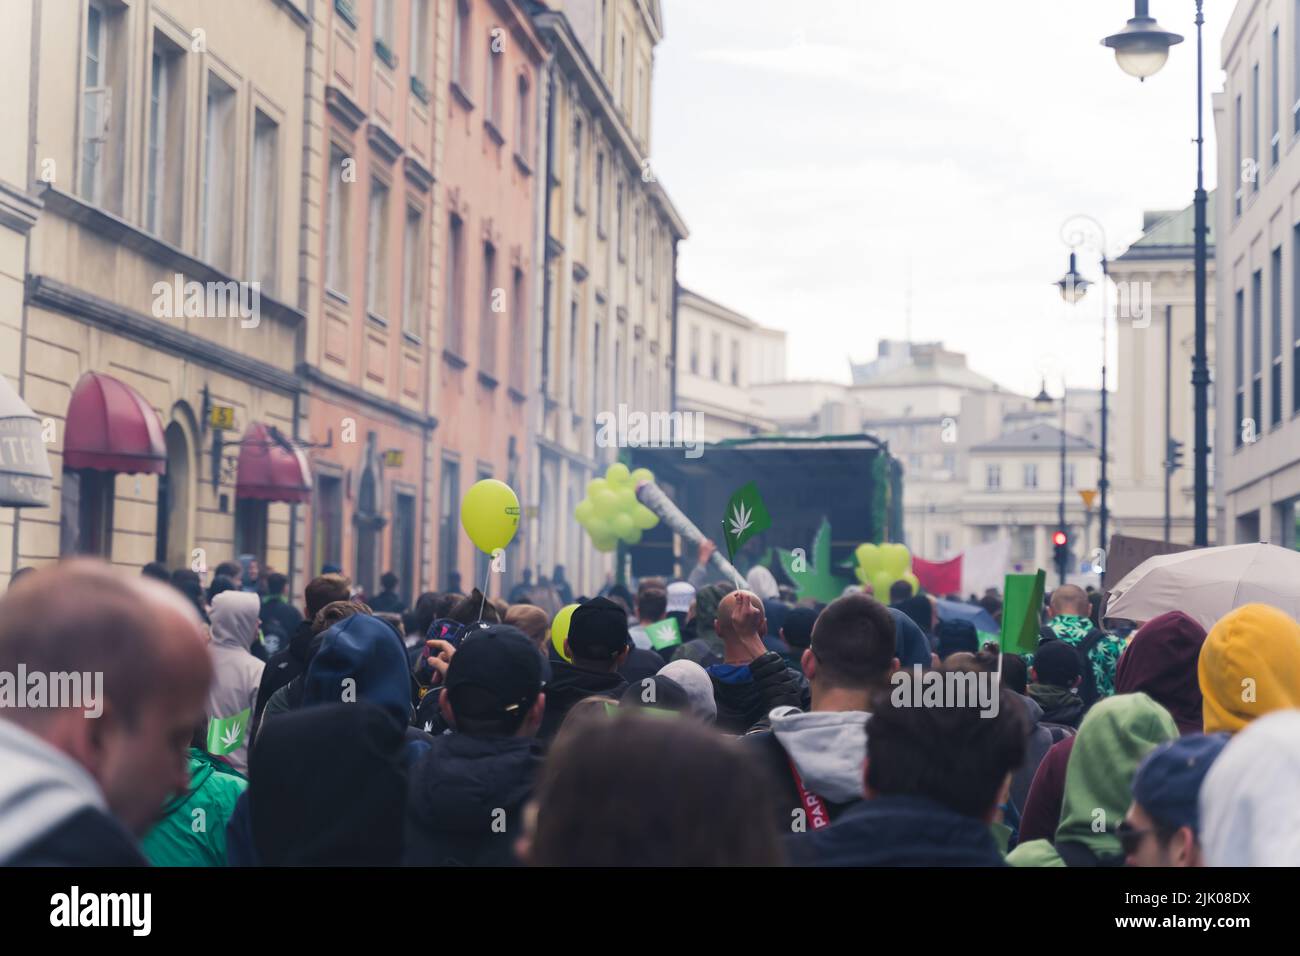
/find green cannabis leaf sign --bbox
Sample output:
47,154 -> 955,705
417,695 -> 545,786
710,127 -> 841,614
776,517 -> 851,603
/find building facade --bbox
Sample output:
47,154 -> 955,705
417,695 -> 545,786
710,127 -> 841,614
19,0 -> 314,590
528,0 -> 686,594
1109,200 -> 1218,546
1214,0 -> 1300,549
675,287 -> 785,440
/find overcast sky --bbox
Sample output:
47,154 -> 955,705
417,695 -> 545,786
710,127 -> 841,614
650,0 -> 1225,396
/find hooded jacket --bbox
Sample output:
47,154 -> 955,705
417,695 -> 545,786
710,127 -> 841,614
1007,692 -> 1178,866
206,590 -> 265,774
301,613 -> 414,728
786,794 -> 1007,867
1199,603 -> 1300,734
744,706 -> 868,829
1200,710 -> 1300,865
1027,683 -> 1085,729
0,719 -> 145,866
403,733 -> 543,866
256,618 -> 315,721
140,748 -> 247,866
538,660 -> 627,739
1114,610 -> 1206,735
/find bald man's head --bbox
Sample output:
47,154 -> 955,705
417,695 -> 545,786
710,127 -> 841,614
1049,584 -> 1091,618
0,561 -> 212,834
717,590 -> 766,643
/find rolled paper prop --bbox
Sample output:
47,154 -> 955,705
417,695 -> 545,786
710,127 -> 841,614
635,480 -> 744,586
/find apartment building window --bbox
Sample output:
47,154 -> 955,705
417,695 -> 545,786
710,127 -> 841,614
730,339 -> 740,386
313,473 -> 343,571
439,459 -> 460,588
634,66 -> 643,136
592,322 -> 602,417
632,204 -> 641,279
572,117 -> 584,211
515,75 -> 530,158
710,331 -> 721,381
1253,269 -> 1263,433
145,35 -> 184,242
325,145 -> 350,295
1273,246 -> 1283,427
234,500 -> 268,566
632,354 -> 640,409
568,300 -> 579,408
595,152 -> 605,236
618,35 -> 627,105
985,464 -> 1001,490
446,214 -> 464,355
61,470 -> 114,557
1235,287 -> 1245,446
452,0 -> 471,93
374,0 -> 394,48
1253,62 -> 1261,194
410,0 -> 430,93
81,1 -> 126,211
481,242 -> 497,374
1294,1 -> 1300,134
366,179 -> 390,320
402,205 -> 423,338
648,225 -> 657,297
1273,27 -> 1281,166
510,267 -> 525,391
614,338 -> 621,402
392,492 -> 416,608
615,179 -> 625,260
1013,526 -> 1035,562
200,73 -> 237,272
935,533 -> 951,559
1023,463 -> 1038,489
1235,94 -> 1243,216
249,110 -> 279,293
485,32 -> 502,127
689,324 -> 700,374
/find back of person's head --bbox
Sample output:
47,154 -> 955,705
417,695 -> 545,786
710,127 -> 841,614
504,603 -> 549,650
447,589 -> 500,626
305,573 -> 352,618
637,576 -> 666,596
206,574 -> 238,603
432,592 -> 461,620
619,674 -> 691,716
1199,603 -> 1300,734
807,593 -> 898,691
888,579 -> 914,605
781,606 -> 818,650
692,581 -> 734,635
657,659 -> 718,722
304,613 -> 412,726
935,619 -> 979,660
266,572 -> 288,596
443,624 -> 544,736
566,596 -> 630,668
214,560 -> 243,580
1115,610 -> 1206,734
1048,584 -> 1091,617
1032,639 -> 1082,688
527,713 -> 783,866
381,571 -> 399,592
636,587 -> 667,623
1000,652 -> 1028,695
373,612 -> 404,639
1126,732 -> 1229,866
312,599 -> 372,636
865,664 -> 1027,819
410,591 -> 440,638
141,561 -> 170,583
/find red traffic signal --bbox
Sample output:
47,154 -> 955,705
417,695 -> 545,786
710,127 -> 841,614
1052,530 -> 1068,547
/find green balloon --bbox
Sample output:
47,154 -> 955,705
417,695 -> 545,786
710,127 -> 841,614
592,488 -> 618,516
856,542 -> 883,576
612,512 -> 635,540
632,504 -> 658,530
574,499 -> 594,525
606,462 -> 631,486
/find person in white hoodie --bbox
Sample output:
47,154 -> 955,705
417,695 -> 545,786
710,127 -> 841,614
1199,709 -> 1300,866
206,590 -> 264,774
0,561 -> 211,865
741,592 -> 899,833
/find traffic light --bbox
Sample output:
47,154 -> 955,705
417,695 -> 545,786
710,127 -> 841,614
1166,438 -> 1184,473
1052,529 -> 1069,581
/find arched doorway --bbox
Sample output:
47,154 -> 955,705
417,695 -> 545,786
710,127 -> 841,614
154,412 -> 195,569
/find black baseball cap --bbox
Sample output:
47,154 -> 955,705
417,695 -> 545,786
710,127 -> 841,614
567,596 -> 631,660
1033,639 -> 1082,686
445,625 -> 544,722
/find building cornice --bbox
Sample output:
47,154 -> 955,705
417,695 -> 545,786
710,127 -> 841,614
0,180 -> 42,235
297,363 -> 437,430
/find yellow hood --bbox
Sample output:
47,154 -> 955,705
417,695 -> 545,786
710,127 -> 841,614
1199,603 -> 1300,734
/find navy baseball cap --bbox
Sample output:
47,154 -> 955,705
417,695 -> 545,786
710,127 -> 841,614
1131,732 -> 1230,833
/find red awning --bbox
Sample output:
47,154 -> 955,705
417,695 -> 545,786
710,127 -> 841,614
236,422 -> 311,504
63,372 -> 166,474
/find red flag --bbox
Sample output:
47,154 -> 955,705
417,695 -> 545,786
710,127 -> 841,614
913,554 -> 962,595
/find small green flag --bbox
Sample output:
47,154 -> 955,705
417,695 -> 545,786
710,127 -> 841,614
722,481 -> 772,561
644,617 -> 682,650
206,707 -> 250,756
1000,570 -> 1046,658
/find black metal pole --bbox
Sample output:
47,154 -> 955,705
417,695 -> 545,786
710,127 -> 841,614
1060,385 -> 1067,586
1099,257 -> 1109,556
1164,303 -> 1173,542
1192,0 -> 1210,547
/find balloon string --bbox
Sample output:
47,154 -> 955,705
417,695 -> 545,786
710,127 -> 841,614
478,558 -> 492,622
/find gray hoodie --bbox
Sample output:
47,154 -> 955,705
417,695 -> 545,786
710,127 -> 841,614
206,590 -> 264,774
769,706 -> 869,804
0,719 -> 110,863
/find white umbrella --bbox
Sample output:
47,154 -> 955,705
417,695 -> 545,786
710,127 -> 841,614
1105,543 -> 1300,631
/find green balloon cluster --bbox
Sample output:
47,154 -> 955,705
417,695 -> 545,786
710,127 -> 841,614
854,542 -> 920,599
574,463 -> 659,552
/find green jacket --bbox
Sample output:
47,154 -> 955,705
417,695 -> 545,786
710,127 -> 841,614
141,749 -> 248,867
1007,692 -> 1177,867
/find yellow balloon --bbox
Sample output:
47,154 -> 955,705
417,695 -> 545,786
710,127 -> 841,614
459,479 -> 520,554
551,603 -> 579,662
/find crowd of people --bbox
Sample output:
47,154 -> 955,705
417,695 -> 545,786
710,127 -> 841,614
2,539 -> 1299,868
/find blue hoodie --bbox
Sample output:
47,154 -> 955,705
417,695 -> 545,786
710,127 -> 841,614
303,614 -> 414,727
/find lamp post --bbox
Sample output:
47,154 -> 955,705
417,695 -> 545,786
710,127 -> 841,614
1102,0 -> 1209,548
1054,215 -> 1109,559
1035,379 -> 1068,585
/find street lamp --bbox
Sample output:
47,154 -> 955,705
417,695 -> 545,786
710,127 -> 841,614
1102,0 -> 1184,81
1102,0 -> 1210,549
1035,379 -> 1069,586
1055,252 -> 1090,304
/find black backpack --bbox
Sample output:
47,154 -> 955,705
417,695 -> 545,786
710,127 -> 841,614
1037,625 -> 1107,707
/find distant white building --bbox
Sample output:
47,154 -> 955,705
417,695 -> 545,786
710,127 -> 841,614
675,288 -> 787,439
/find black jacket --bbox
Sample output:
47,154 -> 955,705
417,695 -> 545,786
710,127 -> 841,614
785,795 -> 1006,867
709,665 -> 810,735
538,661 -> 627,740
8,806 -> 146,867
369,590 -> 406,615
618,647 -> 669,685
403,734 -> 543,866
256,619 -> 316,721
259,598 -> 303,654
